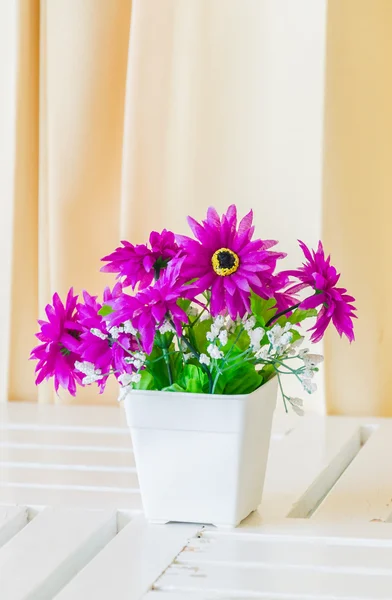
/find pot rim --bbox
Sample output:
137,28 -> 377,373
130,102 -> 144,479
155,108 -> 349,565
121,374 -> 277,402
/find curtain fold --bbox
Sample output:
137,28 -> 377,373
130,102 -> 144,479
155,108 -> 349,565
2,0 -> 331,410
0,1 -> 39,404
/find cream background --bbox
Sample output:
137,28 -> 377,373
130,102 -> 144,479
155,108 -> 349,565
1,0 -> 370,416
323,0 -> 392,416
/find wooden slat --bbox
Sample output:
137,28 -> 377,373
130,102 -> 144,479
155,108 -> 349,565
1,462 -> 137,488
144,594 -> 214,600
198,519 -> 392,542
156,563 -> 392,599
313,423 -> 392,523
155,525 -> 392,600
0,428 -> 131,449
177,528 -> 392,572
247,417 -> 361,523
0,484 -> 141,511
0,403 -> 126,429
0,506 -> 28,548
153,523 -> 392,598
0,507 -> 116,600
56,517 -> 199,600
0,444 -> 134,467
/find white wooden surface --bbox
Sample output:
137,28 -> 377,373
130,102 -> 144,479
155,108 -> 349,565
1,402 -> 392,599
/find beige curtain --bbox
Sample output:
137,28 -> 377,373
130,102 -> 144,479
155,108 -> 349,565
2,0 -> 384,415
323,0 -> 392,416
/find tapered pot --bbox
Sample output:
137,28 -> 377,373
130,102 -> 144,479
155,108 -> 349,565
123,376 -> 278,527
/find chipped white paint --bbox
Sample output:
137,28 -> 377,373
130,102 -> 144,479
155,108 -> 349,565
154,523 -> 392,599
1,403 -> 392,598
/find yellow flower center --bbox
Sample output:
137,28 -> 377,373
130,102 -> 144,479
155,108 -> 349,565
211,248 -> 240,276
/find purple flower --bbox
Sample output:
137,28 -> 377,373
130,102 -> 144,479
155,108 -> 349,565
30,289 -> 83,396
262,271 -> 299,314
78,284 -> 138,391
100,229 -> 181,290
108,258 -> 194,354
177,205 -> 286,319
285,241 -> 357,342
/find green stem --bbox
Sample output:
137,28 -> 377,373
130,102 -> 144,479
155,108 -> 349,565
274,359 -> 305,386
211,373 -> 220,394
189,302 -> 209,328
276,373 -> 288,413
162,346 -> 173,385
221,326 -> 245,364
274,358 -> 306,376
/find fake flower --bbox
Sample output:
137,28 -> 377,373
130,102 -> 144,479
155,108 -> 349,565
101,229 -> 180,290
77,284 -> 138,391
31,205 -> 357,415
30,288 -> 83,395
178,205 -> 285,319
284,241 -> 357,342
107,258 -> 195,354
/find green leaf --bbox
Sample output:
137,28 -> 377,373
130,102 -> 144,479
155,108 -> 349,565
229,326 -> 249,352
169,352 -> 184,383
222,362 -> 263,395
290,329 -> 304,344
182,364 -> 200,381
162,383 -> 186,393
155,331 -> 174,349
177,298 -> 191,313
132,371 -> 156,390
146,347 -> 170,388
98,304 -> 114,317
284,308 -> 317,325
191,318 -> 213,354
182,364 -> 208,394
258,363 -> 275,383
217,358 -> 263,395
185,378 -> 203,393
250,294 -> 277,327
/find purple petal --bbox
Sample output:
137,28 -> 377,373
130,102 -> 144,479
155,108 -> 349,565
210,278 -> 225,316
238,209 -> 253,235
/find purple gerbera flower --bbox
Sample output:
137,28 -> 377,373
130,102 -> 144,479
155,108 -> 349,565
30,288 -> 83,396
108,258 -> 195,354
78,284 -> 138,391
177,205 -> 286,319
100,229 -> 181,290
284,241 -> 357,342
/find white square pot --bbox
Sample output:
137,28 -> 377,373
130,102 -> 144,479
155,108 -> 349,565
123,376 -> 278,527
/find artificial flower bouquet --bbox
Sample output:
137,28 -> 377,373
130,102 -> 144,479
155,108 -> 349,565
31,205 -> 356,526
31,205 -> 356,413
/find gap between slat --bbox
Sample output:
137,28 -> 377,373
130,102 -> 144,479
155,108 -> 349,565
1,461 -> 136,473
0,423 -> 129,435
0,481 -> 140,494
0,442 -> 133,453
288,425 -> 374,519
0,507 -> 29,548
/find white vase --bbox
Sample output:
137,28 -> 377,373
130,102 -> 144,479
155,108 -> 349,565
122,376 -> 278,527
